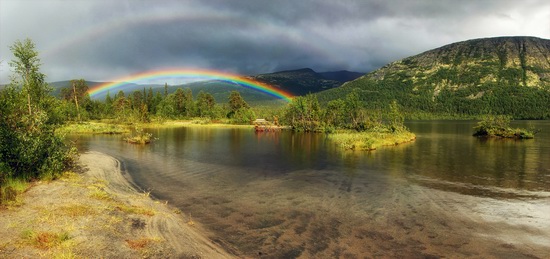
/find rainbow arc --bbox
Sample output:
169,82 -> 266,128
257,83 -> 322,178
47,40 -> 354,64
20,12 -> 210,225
88,69 -> 293,102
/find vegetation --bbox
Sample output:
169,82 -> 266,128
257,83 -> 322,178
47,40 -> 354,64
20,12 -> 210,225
58,121 -> 130,134
282,91 -> 415,150
1,39 -> 77,204
124,126 -> 153,144
328,130 -> 416,150
317,37 -> 550,120
473,115 -> 537,139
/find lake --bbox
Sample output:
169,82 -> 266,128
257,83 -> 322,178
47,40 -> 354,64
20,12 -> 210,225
72,120 -> 550,258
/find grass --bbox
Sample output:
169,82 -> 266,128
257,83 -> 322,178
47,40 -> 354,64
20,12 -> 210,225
88,185 -> 112,201
0,178 -> 30,206
58,122 -> 130,134
21,230 -> 71,250
143,119 -> 254,129
328,128 -> 416,150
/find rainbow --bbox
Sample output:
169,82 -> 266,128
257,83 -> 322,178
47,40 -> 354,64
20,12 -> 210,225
87,68 -> 293,102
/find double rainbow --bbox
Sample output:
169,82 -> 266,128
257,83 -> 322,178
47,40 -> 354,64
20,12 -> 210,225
87,69 -> 293,102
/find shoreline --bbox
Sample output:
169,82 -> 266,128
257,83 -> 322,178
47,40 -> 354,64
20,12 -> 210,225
0,151 -> 235,258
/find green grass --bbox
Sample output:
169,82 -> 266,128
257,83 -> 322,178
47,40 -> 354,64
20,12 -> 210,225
0,178 -> 30,205
58,122 -> 130,134
328,129 -> 416,150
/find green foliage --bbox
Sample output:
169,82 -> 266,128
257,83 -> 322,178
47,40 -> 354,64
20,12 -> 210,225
228,91 -> 250,112
1,39 -> 77,187
124,126 -> 153,144
473,115 -> 536,139
282,94 -> 322,132
230,108 -> 256,124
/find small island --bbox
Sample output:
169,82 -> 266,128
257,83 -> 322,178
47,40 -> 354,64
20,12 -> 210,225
473,115 -> 537,139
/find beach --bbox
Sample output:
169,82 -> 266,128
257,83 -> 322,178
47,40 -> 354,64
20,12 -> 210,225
0,152 -> 234,258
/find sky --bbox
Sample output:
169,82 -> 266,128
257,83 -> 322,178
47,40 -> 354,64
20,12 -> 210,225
1,0 -> 549,85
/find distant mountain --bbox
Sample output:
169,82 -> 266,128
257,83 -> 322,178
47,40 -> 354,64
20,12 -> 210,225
251,68 -> 361,96
47,68 -> 363,103
317,36 -> 550,119
319,70 -> 364,83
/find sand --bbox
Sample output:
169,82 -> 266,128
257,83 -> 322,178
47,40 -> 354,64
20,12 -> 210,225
0,151 -> 235,259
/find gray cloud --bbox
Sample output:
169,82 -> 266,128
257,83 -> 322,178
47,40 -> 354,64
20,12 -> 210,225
1,0 -> 549,84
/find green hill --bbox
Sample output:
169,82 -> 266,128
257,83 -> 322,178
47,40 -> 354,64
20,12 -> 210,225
317,36 -> 550,119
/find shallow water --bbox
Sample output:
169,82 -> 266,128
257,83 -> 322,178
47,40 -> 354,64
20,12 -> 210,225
72,121 -> 550,258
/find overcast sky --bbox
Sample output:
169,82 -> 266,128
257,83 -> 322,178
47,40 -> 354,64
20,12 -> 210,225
1,0 -> 549,84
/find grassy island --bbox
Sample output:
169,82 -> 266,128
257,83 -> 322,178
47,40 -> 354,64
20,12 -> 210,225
329,128 -> 416,150
58,121 -> 130,135
473,115 -> 537,139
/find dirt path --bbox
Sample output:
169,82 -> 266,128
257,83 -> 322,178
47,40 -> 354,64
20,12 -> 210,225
0,151 -> 235,258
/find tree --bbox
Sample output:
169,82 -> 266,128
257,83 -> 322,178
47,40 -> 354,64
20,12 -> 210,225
1,39 -> 76,182
146,87 -> 154,112
196,91 -> 216,117
387,100 -> 405,132
60,79 -> 90,121
282,94 -> 322,131
228,91 -> 249,115
8,39 -> 48,116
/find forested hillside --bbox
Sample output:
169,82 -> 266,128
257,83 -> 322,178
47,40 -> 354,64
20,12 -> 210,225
318,36 -> 550,119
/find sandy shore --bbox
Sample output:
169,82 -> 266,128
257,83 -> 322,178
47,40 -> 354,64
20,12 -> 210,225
0,151 -> 235,258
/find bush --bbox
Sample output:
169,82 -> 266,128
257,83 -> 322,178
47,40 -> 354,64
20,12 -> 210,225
473,115 -> 535,139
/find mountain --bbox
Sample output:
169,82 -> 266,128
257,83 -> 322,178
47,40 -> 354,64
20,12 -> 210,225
317,36 -> 550,119
251,68 -> 360,96
319,70 -> 364,83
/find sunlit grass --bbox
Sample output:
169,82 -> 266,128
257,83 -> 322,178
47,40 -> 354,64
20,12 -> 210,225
88,186 -> 112,201
142,119 -> 253,128
58,122 -> 130,134
329,129 -> 416,150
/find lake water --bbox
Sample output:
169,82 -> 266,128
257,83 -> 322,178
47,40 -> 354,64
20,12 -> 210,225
72,121 -> 550,258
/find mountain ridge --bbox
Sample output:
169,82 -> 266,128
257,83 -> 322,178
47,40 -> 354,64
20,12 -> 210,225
318,36 -> 550,119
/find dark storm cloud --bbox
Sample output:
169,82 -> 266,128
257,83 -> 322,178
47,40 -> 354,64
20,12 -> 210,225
1,0 -> 549,84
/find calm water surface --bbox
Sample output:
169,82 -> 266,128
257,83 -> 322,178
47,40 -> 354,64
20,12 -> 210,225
73,121 -> 550,258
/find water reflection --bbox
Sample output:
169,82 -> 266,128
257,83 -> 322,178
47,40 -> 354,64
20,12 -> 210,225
68,121 -> 550,258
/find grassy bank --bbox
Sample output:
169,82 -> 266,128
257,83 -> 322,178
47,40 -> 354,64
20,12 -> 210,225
58,122 -> 130,134
328,129 -> 416,150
